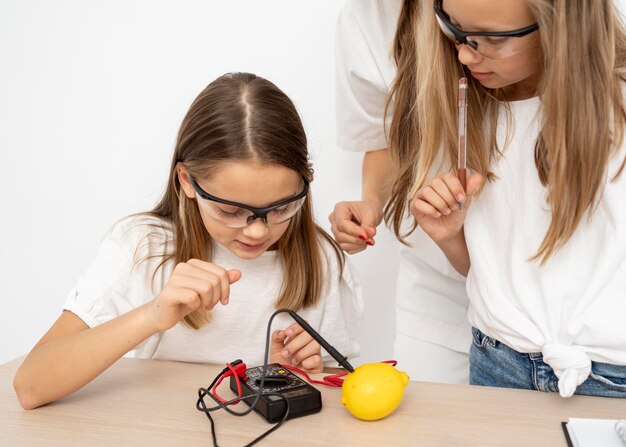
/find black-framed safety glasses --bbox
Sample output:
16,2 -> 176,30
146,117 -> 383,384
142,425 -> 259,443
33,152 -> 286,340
190,176 -> 309,228
434,0 -> 539,60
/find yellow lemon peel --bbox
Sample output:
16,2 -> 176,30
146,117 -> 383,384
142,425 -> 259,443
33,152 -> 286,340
341,363 -> 409,421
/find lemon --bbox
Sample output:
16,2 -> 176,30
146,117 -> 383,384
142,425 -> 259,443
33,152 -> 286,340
341,363 -> 409,421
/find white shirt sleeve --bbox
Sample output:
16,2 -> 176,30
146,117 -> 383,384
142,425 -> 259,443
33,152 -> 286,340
335,0 -> 400,152
63,216 -> 171,329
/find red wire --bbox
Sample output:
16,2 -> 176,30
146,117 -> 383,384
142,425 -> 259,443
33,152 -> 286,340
280,360 -> 398,387
279,364 -> 345,387
212,362 -> 243,404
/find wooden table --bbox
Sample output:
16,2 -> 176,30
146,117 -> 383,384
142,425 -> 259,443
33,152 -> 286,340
1,357 -> 625,446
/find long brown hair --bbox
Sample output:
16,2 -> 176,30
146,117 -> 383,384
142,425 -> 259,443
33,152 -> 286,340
385,0 -> 626,263
148,72 -> 343,328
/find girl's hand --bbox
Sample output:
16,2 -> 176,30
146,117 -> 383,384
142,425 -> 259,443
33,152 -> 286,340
270,323 -> 322,373
148,259 -> 242,332
411,172 -> 483,243
329,200 -> 381,254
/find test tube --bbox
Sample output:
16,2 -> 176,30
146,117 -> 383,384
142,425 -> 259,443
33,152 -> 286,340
457,77 -> 468,210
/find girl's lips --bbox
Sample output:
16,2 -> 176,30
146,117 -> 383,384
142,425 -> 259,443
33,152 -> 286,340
236,240 -> 266,250
470,71 -> 493,80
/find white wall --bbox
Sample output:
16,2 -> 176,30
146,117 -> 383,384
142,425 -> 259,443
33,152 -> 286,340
0,1 -> 400,365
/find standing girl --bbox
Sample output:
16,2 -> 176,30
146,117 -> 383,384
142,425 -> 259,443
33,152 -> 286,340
330,0 -> 471,385
14,72 -> 363,409
405,0 -> 626,397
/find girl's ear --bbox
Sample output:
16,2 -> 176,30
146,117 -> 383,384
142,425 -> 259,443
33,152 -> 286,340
176,163 -> 197,199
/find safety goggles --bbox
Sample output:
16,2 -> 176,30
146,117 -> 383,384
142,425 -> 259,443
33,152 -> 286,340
434,0 -> 539,60
190,176 -> 309,228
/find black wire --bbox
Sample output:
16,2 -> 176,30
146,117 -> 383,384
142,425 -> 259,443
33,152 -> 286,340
196,309 -> 294,446
282,309 -> 355,372
196,373 -> 223,445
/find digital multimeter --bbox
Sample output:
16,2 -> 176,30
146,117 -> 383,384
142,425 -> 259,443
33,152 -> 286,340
229,363 -> 322,423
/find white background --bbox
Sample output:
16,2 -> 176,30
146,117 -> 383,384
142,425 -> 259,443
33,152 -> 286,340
0,0 -> 401,365
4,0 -> 625,369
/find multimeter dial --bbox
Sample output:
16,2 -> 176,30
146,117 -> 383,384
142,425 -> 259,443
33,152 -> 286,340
244,365 -> 304,393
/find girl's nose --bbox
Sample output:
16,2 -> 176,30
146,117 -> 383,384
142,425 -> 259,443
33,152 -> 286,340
241,218 -> 269,239
457,44 -> 483,66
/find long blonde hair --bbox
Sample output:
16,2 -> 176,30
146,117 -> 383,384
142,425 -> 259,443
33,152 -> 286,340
386,0 -> 626,263
148,72 -> 343,328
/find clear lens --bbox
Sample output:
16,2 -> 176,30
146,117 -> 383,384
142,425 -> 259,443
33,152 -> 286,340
465,35 -> 535,59
196,195 -> 306,228
264,197 -> 305,224
435,15 -> 537,60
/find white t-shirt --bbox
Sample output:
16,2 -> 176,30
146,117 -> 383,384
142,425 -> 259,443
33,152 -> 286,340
465,96 -> 626,396
336,0 -> 470,353
63,215 -> 364,367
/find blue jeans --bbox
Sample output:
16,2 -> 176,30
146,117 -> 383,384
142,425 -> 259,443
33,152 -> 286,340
469,327 -> 626,398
